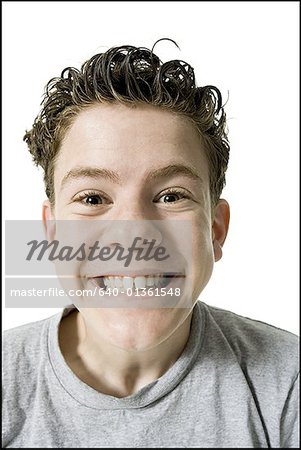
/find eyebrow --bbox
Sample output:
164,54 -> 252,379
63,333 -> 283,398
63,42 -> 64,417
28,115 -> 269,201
145,164 -> 203,184
60,167 -> 121,190
60,163 -> 203,190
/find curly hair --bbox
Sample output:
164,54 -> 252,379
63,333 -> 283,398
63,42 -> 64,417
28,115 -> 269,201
24,40 -> 230,206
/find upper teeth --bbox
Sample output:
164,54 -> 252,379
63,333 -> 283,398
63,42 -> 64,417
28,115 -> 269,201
103,275 -> 164,290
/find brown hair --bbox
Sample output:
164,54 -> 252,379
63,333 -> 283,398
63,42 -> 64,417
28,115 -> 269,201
24,40 -> 230,206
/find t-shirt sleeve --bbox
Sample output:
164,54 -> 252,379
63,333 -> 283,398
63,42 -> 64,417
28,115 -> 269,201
280,372 -> 299,448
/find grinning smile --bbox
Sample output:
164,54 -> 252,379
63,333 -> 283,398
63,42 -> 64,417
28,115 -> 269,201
89,273 -> 185,290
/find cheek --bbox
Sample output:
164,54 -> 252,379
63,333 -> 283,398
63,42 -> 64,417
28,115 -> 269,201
54,204 -> 70,220
191,220 -> 214,298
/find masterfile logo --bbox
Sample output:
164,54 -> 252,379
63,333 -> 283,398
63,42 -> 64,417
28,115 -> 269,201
5,220 -> 192,309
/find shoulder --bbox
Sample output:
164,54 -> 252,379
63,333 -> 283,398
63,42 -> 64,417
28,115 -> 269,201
200,301 -> 299,381
2,315 -> 53,446
2,313 -> 60,384
3,315 -> 49,341
198,302 -> 299,447
3,315 -> 50,354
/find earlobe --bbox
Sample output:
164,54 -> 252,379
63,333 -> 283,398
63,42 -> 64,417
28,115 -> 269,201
42,200 -> 56,241
212,199 -> 230,262
213,240 -> 223,262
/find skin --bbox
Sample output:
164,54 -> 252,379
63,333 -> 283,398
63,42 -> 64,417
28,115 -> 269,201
43,103 -> 230,397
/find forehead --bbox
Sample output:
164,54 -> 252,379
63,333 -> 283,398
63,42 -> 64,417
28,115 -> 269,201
55,103 -> 209,184
62,103 -> 198,146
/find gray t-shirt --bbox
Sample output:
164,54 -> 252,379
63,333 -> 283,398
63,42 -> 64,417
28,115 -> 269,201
2,301 -> 299,448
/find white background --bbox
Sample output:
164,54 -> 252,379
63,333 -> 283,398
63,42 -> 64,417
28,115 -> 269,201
2,1 -> 299,334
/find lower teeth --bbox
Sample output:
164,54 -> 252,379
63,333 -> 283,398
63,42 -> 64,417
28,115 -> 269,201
106,285 -> 160,291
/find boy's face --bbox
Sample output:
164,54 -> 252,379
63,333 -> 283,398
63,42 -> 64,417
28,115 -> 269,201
43,103 -> 229,351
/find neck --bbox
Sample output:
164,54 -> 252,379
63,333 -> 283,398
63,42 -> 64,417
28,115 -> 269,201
59,309 -> 193,398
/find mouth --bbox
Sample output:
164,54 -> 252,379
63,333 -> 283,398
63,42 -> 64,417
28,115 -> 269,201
88,273 -> 185,291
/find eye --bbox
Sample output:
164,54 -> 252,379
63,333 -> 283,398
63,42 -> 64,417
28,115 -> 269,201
159,193 -> 181,203
85,195 -> 103,205
155,189 -> 189,204
73,191 -> 109,207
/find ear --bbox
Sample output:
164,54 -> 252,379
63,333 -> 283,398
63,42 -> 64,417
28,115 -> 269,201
212,199 -> 230,262
42,200 -> 56,241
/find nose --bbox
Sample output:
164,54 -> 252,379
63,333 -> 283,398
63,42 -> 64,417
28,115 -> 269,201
100,220 -> 163,250
101,194 -> 164,248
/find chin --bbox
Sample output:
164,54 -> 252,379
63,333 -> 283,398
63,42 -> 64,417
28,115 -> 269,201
94,307 -> 188,352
